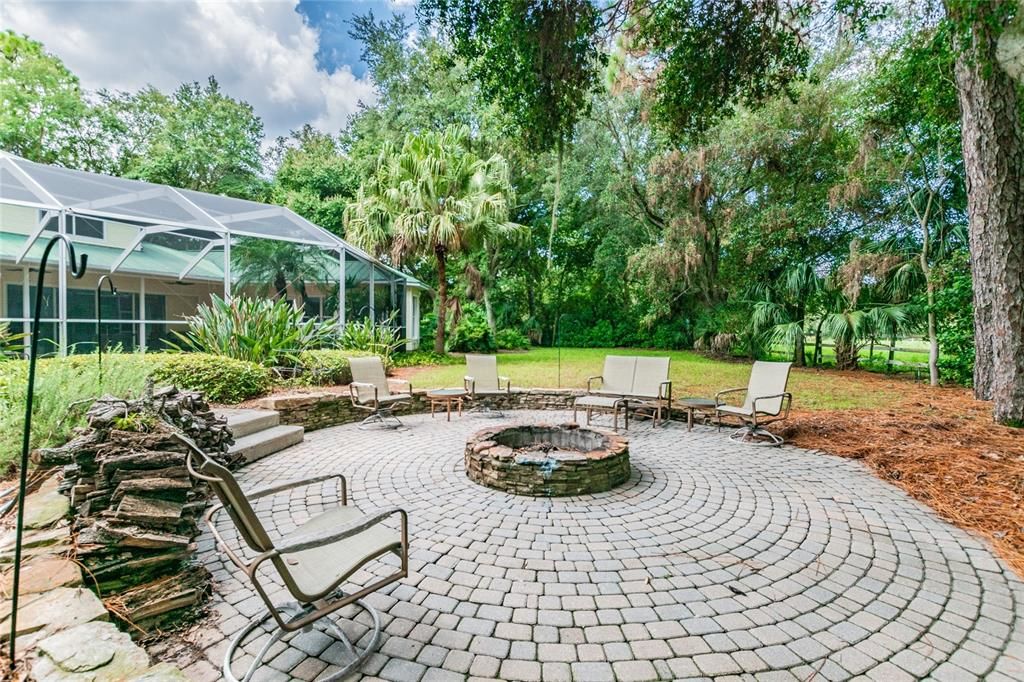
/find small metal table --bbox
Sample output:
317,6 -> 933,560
677,398 -> 717,431
427,388 -> 468,421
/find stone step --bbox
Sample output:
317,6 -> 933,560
228,424 -> 305,463
218,408 -> 281,439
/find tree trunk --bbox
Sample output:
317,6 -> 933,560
434,245 -> 448,354
273,272 -> 288,301
950,2 -> 1024,423
793,304 -> 805,366
547,140 -> 564,270
482,288 -> 497,337
927,297 -> 940,386
834,339 -> 859,371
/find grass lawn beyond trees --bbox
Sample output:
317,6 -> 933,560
396,347 -> 909,411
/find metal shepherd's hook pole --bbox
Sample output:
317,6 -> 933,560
8,234 -> 87,674
96,275 -> 117,386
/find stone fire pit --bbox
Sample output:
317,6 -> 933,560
464,423 -> 630,496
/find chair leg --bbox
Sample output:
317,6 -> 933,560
225,598 -> 383,682
728,425 -> 784,446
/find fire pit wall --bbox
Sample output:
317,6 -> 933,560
465,423 -> 630,496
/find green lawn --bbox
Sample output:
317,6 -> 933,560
402,347 -> 909,411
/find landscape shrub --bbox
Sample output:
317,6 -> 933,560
495,328 -> 530,350
446,306 -> 496,353
338,311 -> 406,366
148,353 -> 271,403
392,349 -> 462,367
0,353 -> 152,472
169,295 -> 335,367
296,349 -> 378,385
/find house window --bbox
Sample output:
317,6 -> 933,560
40,212 -> 106,240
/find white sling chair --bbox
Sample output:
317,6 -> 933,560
714,361 -> 793,445
177,432 -> 408,682
348,356 -> 412,428
464,354 -> 512,416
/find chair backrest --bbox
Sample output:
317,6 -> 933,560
466,354 -> 500,392
631,356 -> 670,397
744,361 -> 792,414
178,434 -> 274,553
601,356 -> 637,394
349,356 -> 390,402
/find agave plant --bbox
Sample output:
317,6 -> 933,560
338,310 -> 406,367
169,295 -> 336,367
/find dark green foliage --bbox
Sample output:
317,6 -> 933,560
422,0 -> 605,152
495,328 -> 531,350
637,0 -> 810,140
447,305 -> 497,353
392,349 -> 463,368
296,349 -> 376,386
933,253 -> 975,386
148,353 -> 271,403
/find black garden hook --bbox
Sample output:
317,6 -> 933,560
7,233 -> 87,674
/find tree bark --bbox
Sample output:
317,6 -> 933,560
483,288 -> 497,337
949,2 -> 1024,423
793,303 -> 805,366
435,245 -> 448,354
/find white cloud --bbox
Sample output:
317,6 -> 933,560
2,0 -> 378,139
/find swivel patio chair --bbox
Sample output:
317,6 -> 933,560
177,432 -> 409,682
464,354 -> 512,417
348,355 -> 412,428
714,361 -> 793,446
628,356 -> 673,428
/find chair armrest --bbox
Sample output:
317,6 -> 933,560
464,376 -> 475,394
499,376 -> 511,392
388,377 -> 412,393
350,382 -> 379,405
587,376 -> 603,392
659,380 -> 672,401
276,506 -> 407,554
751,392 -> 793,416
715,387 -> 747,407
248,473 -> 347,504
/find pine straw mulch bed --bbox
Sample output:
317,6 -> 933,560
776,374 -> 1024,577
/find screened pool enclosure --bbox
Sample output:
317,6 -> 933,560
0,152 -> 426,355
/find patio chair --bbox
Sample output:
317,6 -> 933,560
348,356 -> 412,428
573,356 -> 637,431
176,432 -> 408,682
629,356 -> 673,428
714,361 -> 793,446
464,354 -> 511,416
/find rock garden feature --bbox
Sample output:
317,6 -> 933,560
464,422 -> 630,496
34,385 -> 237,632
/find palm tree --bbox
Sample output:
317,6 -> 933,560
232,238 -> 328,309
748,263 -> 822,366
344,125 -> 525,352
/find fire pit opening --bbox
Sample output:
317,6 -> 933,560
465,423 -> 630,496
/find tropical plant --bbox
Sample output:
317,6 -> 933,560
0,322 -> 26,359
168,295 -> 335,367
337,311 -> 407,367
295,349 -> 376,386
344,124 -> 525,353
232,238 -> 330,307
495,328 -> 530,351
447,304 -> 496,353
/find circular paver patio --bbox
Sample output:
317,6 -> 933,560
181,410 -> 1024,681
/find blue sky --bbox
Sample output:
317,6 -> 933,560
297,0 -> 415,79
4,1 -> 417,139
